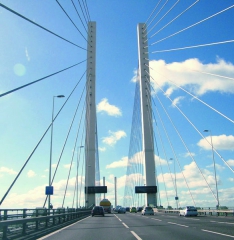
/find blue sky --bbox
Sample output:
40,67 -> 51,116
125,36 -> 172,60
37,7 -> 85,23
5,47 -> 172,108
0,0 -> 234,209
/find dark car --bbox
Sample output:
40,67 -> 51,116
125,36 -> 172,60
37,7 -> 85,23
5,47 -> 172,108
91,206 -> 105,217
125,207 -> 130,212
137,207 -> 143,212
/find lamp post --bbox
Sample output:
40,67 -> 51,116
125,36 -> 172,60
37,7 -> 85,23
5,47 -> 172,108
48,95 -> 65,211
203,129 -> 220,208
170,158 -> 178,209
76,145 -> 84,209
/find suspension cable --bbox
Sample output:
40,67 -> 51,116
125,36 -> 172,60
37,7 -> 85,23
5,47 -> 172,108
149,0 -> 199,39
71,0 -> 88,34
151,92 -> 196,207
0,60 -> 86,98
144,0 -> 169,33
146,71 -> 218,201
56,0 -> 89,44
0,70 -> 86,206
61,95 -> 86,208
143,0 -> 163,29
152,39 -> 234,53
0,3 -> 87,50
150,4 -> 234,46
77,0 -> 88,26
146,0 -> 180,36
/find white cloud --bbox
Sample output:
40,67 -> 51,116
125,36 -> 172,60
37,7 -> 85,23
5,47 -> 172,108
27,170 -> 36,178
1,176 -> 86,208
99,147 -> 106,152
64,163 -> 73,169
157,161 -> 218,189
206,163 -> 225,171
128,152 -> 168,166
198,134 -> 234,151
228,178 -> 234,182
149,58 -> 234,96
131,69 -> 139,82
25,47 -> 30,61
97,98 -> 122,117
102,130 -> 126,146
171,96 -> 184,107
0,167 -> 17,175
227,159 -> 234,166
106,156 -> 129,169
184,152 -> 196,158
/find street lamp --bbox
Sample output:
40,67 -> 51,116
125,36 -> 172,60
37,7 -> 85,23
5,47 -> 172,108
203,130 -> 220,208
48,95 -> 65,210
170,158 -> 178,209
76,145 -> 84,209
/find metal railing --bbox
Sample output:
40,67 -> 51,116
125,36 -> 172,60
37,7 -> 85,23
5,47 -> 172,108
154,207 -> 234,217
0,208 -> 91,239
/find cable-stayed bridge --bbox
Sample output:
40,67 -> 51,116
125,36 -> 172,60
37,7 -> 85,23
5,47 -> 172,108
0,1 -> 234,239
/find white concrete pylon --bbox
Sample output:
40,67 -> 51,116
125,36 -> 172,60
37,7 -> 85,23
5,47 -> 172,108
85,21 -> 96,208
137,23 -> 157,207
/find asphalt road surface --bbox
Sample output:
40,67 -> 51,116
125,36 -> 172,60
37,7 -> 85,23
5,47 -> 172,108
38,212 -> 234,240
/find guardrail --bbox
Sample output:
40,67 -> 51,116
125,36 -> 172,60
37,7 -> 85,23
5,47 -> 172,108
0,208 -> 91,239
154,207 -> 234,217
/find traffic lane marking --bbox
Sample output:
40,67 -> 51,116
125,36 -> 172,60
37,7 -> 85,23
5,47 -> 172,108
202,229 -> 234,238
38,216 -> 90,239
151,218 -> 162,221
131,231 -> 142,240
210,220 -> 234,225
122,222 -> 129,228
168,222 -> 189,228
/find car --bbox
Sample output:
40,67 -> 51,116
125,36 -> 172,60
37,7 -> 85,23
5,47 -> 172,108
118,207 -> 126,213
179,206 -> 198,217
137,207 -> 143,212
125,207 -> 130,212
91,206 -> 105,217
130,207 -> 137,213
114,206 -> 121,212
141,207 -> 154,215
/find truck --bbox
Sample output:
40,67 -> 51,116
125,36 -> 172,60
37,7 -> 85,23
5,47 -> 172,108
100,199 -> 111,213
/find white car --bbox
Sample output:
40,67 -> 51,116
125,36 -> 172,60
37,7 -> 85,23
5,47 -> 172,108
179,206 -> 198,217
141,207 -> 154,215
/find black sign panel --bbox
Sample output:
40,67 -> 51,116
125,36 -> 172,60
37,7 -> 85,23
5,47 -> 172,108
85,186 -> 107,194
135,186 -> 157,194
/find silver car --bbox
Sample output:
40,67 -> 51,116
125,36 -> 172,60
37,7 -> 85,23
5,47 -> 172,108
141,207 -> 154,215
179,206 -> 198,217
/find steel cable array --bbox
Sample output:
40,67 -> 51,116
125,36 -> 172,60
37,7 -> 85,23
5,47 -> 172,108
124,0 -> 234,209
0,1 -> 99,210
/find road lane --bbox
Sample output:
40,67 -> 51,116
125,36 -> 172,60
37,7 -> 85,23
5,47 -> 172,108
116,212 -> 234,240
40,214 -> 137,240
39,212 -> 234,240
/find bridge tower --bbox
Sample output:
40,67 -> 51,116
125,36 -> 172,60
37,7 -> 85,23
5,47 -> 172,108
85,21 -> 96,208
137,23 -> 157,207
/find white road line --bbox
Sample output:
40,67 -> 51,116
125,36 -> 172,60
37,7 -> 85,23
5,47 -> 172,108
210,220 -> 234,225
114,214 -> 122,221
122,222 -> 129,228
202,229 -> 234,238
131,231 -> 142,240
187,218 -> 200,221
37,216 -> 89,239
152,218 -> 162,221
168,222 -> 189,228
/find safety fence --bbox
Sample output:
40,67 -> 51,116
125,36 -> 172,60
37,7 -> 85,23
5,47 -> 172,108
0,208 -> 91,239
